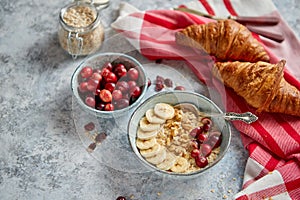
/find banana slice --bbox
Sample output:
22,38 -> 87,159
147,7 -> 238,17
140,143 -> 161,158
146,147 -> 167,165
136,137 -> 157,150
137,127 -> 159,140
139,117 -> 161,132
154,103 -> 175,120
156,152 -> 176,171
145,109 -> 166,124
170,157 -> 189,173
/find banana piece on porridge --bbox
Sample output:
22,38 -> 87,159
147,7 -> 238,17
154,103 -> 175,120
140,143 -> 161,158
139,117 -> 161,131
170,157 -> 190,173
136,137 -> 157,150
156,152 -> 177,170
146,109 -> 166,124
146,147 -> 167,165
137,127 -> 159,140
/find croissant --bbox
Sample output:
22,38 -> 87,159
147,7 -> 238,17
175,19 -> 270,63
212,60 -> 300,117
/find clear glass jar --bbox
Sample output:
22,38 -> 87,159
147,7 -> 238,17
58,1 -> 105,58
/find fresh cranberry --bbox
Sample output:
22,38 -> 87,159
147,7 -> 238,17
127,80 -> 137,89
191,149 -> 200,158
88,142 -> 96,151
79,82 -> 88,92
203,123 -> 211,132
174,86 -> 185,91
127,68 -> 139,81
112,90 -> 123,101
114,65 -> 127,78
115,98 -> 129,109
85,96 -> 96,107
84,122 -> 95,131
189,127 -> 203,138
195,155 -> 208,168
130,86 -> 141,98
156,75 -> 164,83
99,89 -> 112,103
94,88 -> 101,96
104,103 -> 114,111
101,67 -> 111,78
87,79 -> 99,92
190,140 -> 199,149
116,81 -> 129,94
197,133 -> 208,143
80,66 -> 93,78
103,62 -> 113,71
95,132 -> 107,143
105,72 -> 118,83
104,82 -> 116,93
200,143 -> 212,157
91,72 -> 102,82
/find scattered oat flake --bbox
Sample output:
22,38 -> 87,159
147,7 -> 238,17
210,189 -> 215,193
232,177 -> 236,181
227,189 -> 232,193
223,194 -> 228,199
157,192 -> 161,196
130,195 -> 135,199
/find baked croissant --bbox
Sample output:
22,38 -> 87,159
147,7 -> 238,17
175,19 -> 270,63
212,60 -> 300,117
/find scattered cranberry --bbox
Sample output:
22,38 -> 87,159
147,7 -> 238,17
203,123 -> 211,132
174,85 -> 185,91
189,127 -> 203,138
88,142 -> 97,151
164,78 -> 173,87
116,196 -> 126,200
127,68 -> 139,81
80,66 -> 93,78
85,96 -> 95,107
84,122 -> 95,131
201,117 -> 212,125
99,89 -> 112,103
155,82 -> 164,91
95,132 -> 107,143
127,80 -> 137,89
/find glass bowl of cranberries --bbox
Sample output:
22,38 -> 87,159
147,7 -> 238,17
71,52 -> 148,118
128,91 -> 231,178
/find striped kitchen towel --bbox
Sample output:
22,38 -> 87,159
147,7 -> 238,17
111,0 -> 300,199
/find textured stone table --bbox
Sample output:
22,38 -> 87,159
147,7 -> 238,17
0,0 -> 299,199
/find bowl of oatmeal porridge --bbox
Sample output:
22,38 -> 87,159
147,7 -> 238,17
128,91 -> 231,178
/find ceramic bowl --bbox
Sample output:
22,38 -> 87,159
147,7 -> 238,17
128,91 -> 231,178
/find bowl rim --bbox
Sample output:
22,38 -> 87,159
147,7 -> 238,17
71,52 -> 148,118
127,91 -> 232,177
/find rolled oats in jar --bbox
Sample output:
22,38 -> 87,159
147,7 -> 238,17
58,2 -> 104,58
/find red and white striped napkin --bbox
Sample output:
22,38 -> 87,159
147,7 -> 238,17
111,1 -> 300,199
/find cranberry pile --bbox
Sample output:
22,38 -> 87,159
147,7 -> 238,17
77,59 -> 145,111
189,117 -> 222,168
